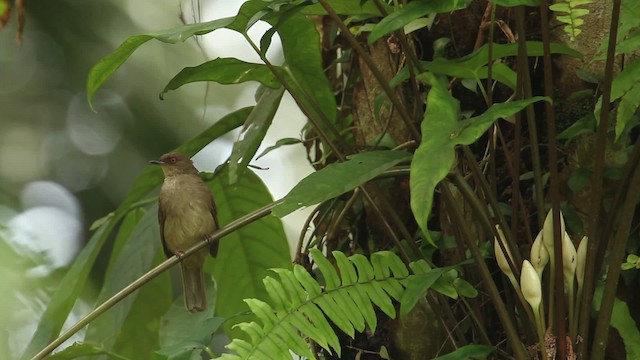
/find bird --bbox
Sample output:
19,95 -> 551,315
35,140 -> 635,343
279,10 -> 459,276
150,152 -> 219,312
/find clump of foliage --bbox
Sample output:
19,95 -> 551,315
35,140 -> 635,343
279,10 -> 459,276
21,1 -> 640,360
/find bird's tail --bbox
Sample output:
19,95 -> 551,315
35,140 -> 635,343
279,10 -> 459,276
181,264 -> 207,313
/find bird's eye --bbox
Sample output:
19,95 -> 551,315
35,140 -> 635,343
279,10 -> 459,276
169,157 -> 177,164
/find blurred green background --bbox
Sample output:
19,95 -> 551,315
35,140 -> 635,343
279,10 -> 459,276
0,0 -> 310,357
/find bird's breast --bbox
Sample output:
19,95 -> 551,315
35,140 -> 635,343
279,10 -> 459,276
160,175 -> 215,252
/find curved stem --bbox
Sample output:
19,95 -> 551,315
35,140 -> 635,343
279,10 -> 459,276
30,201 -> 280,360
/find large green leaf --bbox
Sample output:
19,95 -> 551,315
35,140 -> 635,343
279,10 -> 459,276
229,86 -> 285,184
368,0 -> 473,44
272,150 -> 412,218
154,296 -> 225,360
410,74 -> 548,245
160,58 -> 283,99
277,12 -> 337,126
86,17 -> 235,108
84,207 -> 164,350
19,222 -> 111,360
593,285 -> 640,359
111,245 -> 172,359
208,165 -> 291,331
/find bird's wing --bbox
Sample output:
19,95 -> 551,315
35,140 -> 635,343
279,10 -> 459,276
158,195 -> 173,258
208,194 -> 220,257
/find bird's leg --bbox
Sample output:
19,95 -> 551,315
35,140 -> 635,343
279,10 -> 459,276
202,233 -> 213,244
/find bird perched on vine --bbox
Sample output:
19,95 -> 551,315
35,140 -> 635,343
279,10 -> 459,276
150,152 -> 219,312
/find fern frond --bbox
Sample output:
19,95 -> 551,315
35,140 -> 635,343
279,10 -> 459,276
549,0 -> 592,41
215,249 -> 410,360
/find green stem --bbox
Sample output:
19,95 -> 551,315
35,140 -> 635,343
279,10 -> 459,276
29,201 -> 280,360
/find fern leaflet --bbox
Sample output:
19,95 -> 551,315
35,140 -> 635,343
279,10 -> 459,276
549,0 -> 592,41
215,249 -> 410,360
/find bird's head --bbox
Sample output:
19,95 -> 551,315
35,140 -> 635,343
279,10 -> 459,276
150,152 -> 199,177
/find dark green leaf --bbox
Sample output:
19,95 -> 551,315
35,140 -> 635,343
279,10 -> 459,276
433,344 -> 495,360
207,165 -> 290,335
568,167 -> 590,193
410,73 -> 548,246
161,58 -> 282,99
111,246 -> 172,359
273,150 -> 412,217
277,13 -> 337,127
155,297 -> 224,360
229,87 -> 285,184
84,208 -> 162,350
368,0 -> 473,44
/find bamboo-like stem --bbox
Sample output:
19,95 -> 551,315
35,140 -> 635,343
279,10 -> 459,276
441,184 -> 528,360
29,201 -> 280,360
577,1 -> 623,357
537,0 -> 567,356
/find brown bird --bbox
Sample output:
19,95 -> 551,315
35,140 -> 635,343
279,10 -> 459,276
150,152 -> 219,312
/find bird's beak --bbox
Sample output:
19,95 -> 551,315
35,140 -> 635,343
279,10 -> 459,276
149,159 -> 165,165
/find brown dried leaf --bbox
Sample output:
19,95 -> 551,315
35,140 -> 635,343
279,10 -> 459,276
0,0 -> 10,29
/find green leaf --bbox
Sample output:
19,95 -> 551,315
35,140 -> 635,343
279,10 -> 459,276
277,12 -> 337,127
110,212 -> 173,359
400,268 -> 446,317
256,137 -> 302,160
47,342 -> 110,360
208,165 -> 291,332
368,0 -> 473,44
155,297 -> 224,360
594,58 -> 640,140
20,222 -> 112,360
410,73 -> 548,246
84,207 -> 163,349
273,150 -> 412,217
229,86 -> 285,184
160,58 -> 283,99
593,285 -> 640,359
86,17 -> 235,108
433,344 -> 495,360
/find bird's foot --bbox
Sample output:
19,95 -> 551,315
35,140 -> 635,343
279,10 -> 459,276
174,249 -> 185,259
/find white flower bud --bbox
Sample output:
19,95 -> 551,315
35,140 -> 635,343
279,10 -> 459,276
530,230 -> 549,278
521,260 -> 542,311
562,232 -> 577,286
575,236 -> 588,288
542,209 -> 566,258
